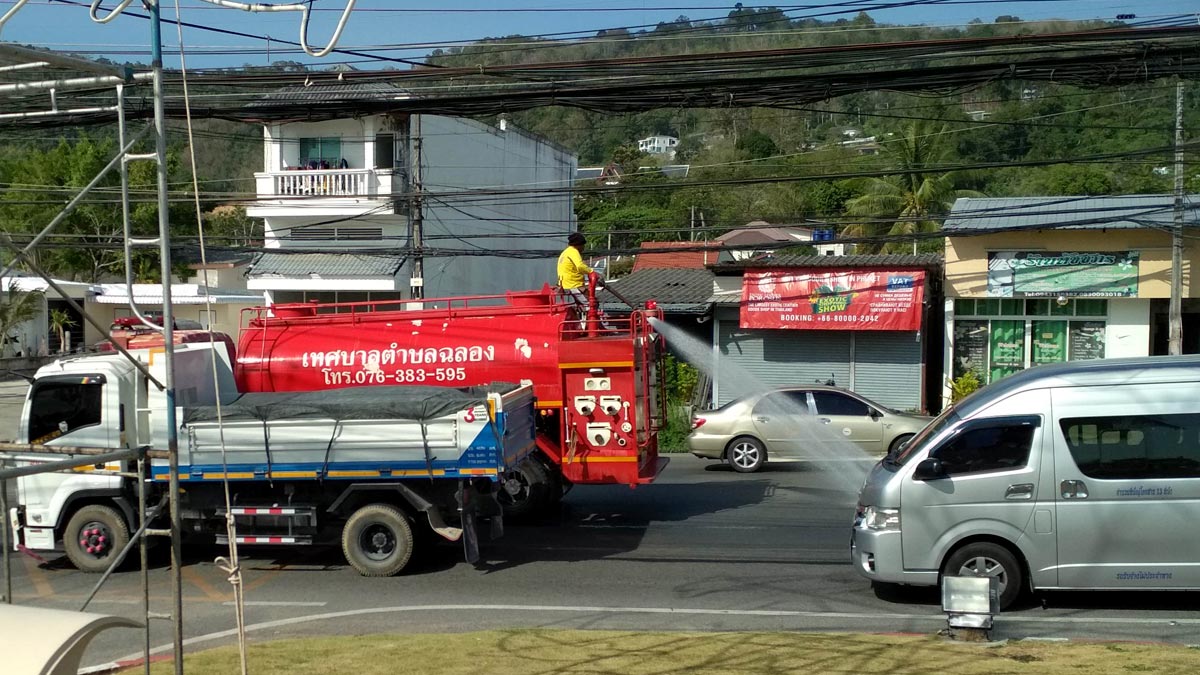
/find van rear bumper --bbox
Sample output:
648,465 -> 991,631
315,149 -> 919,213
850,527 -> 938,587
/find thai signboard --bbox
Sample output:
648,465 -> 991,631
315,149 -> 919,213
740,269 -> 925,331
987,251 -> 1139,298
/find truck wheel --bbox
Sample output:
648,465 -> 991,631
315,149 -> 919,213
63,505 -> 130,574
534,453 -> 565,507
726,436 -> 766,473
341,504 -> 414,577
497,457 -> 550,519
942,542 -> 1024,610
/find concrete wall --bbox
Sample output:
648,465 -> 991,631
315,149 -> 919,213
419,115 -> 577,298
945,229 -> 1191,299
1105,298 -> 1151,359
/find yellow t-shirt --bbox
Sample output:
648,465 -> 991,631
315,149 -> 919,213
557,246 -> 592,289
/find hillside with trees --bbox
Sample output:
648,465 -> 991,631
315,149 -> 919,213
0,9 -> 1195,281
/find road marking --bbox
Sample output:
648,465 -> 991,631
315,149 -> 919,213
182,567 -> 229,602
21,554 -> 54,598
112,603 -> 1200,665
225,601 -> 328,607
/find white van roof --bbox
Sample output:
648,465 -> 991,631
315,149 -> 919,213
957,355 -> 1200,419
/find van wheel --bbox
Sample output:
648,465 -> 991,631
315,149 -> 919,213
63,505 -> 130,574
942,542 -> 1024,610
888,434 -> 914,455
341,504 -> 414,577
726,436 -> 766,473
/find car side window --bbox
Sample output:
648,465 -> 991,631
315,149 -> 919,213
784,391 -> 811,413
753,392 -> 808,417
932,424 -> 1035,476
813,391 -> 870,417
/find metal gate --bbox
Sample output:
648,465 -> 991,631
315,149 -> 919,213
715,319 -> 922,410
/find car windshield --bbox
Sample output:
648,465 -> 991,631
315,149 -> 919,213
886,404 -> 960,467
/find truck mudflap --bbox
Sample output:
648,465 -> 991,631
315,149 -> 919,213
637,456 -> 670,484
458,478 -> 504,565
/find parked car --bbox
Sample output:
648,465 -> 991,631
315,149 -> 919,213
687,386 -> 931,473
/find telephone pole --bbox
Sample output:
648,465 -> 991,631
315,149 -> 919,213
411,114 -> 425,300
1169,79 -> 1185,356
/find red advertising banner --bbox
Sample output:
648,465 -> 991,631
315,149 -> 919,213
740,269 -> 925,331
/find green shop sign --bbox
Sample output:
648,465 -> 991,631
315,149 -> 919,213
987,251 -> 1139,298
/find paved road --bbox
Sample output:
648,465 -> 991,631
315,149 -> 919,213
4,454 -> 1200,670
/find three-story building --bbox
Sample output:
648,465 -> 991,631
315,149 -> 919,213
246,83 -> 577,304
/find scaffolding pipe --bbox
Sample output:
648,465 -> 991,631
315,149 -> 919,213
146,3 -> 185,670
0,71 -> 150,94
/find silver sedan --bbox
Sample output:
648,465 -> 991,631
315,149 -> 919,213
687,386 -> 931,473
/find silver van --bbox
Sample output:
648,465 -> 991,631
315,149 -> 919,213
851,355 -> 1200,609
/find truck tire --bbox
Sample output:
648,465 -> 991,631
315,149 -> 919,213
497,456 -> 551,519
341,504 -> 414,577
63,504 -> 130,574
534,452 -> 565,508
942,541 -> 1024,610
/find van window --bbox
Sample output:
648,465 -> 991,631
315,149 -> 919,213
28,378 -> 103,444
932,424 -> 1035,476
1059,414 -> 1200,479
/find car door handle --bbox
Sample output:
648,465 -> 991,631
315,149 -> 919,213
1005,483 -> 1034,500
1060,479 -> 1089,499
754,416 -> 769,423
818,417 -> 831,424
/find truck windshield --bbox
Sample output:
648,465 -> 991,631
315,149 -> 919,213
28,379 -> 103,444
887,404 -> 960,467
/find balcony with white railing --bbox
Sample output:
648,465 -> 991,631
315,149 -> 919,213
249,168 -> 408,217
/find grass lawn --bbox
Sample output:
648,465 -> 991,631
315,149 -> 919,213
148,629 -> 1200,674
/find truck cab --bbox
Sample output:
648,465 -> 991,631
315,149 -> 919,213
15,344 -> 233,568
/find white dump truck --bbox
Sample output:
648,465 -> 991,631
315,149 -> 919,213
10,342 -> 535,575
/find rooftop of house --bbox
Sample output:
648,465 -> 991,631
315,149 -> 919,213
715,221 -> 832,247
247,252 -> 406,278
599,267 -> 714,314
712,252 -> 943,273
631,241 -> 724,272
944,194 -> 1200,233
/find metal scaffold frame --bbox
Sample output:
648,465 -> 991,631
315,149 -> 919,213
0,36 -> 185,674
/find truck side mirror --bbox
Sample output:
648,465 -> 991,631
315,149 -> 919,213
913,457 -> 946,481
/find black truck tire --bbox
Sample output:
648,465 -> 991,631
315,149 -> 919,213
341,503 -> 414,577
497,456 -> 551,519
63,504 -> 130,573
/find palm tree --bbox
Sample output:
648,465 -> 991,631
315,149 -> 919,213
48,308 -> 77,353
843,120 -> 984,254
0,287 -> 43,357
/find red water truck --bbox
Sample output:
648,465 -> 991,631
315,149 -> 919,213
233,276 -> 668,516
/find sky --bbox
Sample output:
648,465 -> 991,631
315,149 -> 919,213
0,0 -> 1188,70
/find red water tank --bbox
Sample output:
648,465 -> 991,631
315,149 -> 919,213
235,286 -> 570,405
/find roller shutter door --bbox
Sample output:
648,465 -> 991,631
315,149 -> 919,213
716,321 -> 851,405
852,331 -> 922,411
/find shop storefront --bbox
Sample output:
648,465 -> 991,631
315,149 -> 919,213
711,255 -> 943,413
943,195 -> 1200,406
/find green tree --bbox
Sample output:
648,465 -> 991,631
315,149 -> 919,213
843,120 -> 984,253
736,130 -> 778,159
0,287 -> 42,357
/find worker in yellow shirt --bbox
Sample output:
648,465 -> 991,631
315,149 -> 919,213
558,232 -> 599,328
